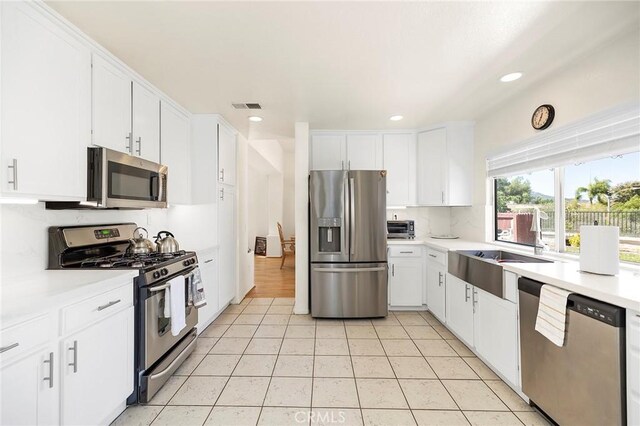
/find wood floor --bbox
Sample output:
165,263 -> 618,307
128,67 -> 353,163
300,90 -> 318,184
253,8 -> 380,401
245,254 -> 295,298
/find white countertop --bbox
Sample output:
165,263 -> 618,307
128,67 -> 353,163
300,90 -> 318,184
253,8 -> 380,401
502,262 -> 640,312
1,270 -> 138,328
388,238 -> 640,311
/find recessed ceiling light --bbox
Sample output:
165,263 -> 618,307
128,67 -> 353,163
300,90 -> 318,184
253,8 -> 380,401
389,115 -> 403,121
500,72 -> 523,82
248,116 -> 263,122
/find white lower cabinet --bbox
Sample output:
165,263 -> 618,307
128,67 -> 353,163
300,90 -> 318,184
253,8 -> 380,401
426,258 -> 446,322
445,274 -> 474,345
389,259 -> 424,307
628,310 -> 640,426
1,345 -> 58,425
473,287 -> 519,386
61,305 -> 134,425
196,248 -> 220,331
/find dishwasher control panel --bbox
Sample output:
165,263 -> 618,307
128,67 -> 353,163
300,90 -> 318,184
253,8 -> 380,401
574,301 -> 622,326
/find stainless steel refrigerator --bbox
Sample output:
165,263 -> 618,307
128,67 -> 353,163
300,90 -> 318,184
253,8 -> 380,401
310,170 -> 388,318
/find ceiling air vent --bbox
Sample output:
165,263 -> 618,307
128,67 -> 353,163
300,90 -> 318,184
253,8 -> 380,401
232,103 -> 262,110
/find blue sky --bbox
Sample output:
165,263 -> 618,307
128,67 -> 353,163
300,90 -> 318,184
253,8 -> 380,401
518,152 -> 639,199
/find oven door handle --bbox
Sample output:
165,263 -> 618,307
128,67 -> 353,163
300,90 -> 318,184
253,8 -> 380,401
149,282 -> 171,293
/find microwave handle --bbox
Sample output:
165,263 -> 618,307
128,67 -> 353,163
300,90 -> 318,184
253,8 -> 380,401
150,175 -> 159,200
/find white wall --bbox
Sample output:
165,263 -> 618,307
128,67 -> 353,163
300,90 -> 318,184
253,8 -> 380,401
0,202 -> 217,281
247,167 -> 269,249
282,150 -> 296,237
451,30 -> 640,242
294,123 -> 310,314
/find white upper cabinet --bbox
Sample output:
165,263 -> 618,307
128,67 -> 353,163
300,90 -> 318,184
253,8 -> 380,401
190,115 -> 218,204
346,134 -> 382,170
132,82 -> 160,163
310,133 -> 384,171
417,124 -> 473,206
91,54 -> 132,155
92,58 -> 160,163
383,133 -> 415,206
310,134 -> 346,170
1,1 -> 90,201
218,123 -> 237,186
161,102 -> 191,204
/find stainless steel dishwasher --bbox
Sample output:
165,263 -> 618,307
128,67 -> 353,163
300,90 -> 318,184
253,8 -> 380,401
518,277 -> 626,425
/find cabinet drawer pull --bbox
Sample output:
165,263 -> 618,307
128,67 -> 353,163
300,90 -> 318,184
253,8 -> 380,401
7,159 -> 17,190
204,259 -> 214,264
68,340 -> 78,373
43,352 -> 54,388
97,299 -> 121,311
428,254 -> 437,258
0,342 -> 19,354
399,251 -> 414,254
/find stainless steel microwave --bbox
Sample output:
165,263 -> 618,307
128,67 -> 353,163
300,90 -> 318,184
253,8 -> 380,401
87,147 -> 167,209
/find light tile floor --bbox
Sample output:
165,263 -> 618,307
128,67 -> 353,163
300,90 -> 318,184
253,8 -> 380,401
113,297 -> 552,426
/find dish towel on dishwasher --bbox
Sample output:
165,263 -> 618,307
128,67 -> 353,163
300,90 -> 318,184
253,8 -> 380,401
535,284 -> 572,347
168,275 -> 187,336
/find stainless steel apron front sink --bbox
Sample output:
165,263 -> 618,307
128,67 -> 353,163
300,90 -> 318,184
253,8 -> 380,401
448,250 -> 553,299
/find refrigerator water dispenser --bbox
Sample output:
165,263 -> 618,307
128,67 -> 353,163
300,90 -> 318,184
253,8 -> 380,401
318,217 -> 341,253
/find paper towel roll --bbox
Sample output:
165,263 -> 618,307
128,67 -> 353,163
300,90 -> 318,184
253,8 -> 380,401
579,225 -> 619,275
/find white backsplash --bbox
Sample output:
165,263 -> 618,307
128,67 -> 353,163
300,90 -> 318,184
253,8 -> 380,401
450,205 -> 490,242
386,207 -> 452,239
0,202 -> 218,281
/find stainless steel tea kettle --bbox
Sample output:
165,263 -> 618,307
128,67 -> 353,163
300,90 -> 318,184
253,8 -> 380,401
154,231 -> 180,254
128,227 -> 156,254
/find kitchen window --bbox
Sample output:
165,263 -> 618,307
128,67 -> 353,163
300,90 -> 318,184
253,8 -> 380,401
493,152 -> 640,263
487,103 -> 640,264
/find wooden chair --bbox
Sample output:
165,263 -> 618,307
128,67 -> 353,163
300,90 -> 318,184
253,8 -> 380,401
277,222 -> 295,269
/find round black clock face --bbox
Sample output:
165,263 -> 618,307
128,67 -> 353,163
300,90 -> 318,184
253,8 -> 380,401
531,104 -> 555,130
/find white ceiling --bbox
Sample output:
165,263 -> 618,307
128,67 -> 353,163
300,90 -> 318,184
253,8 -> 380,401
48,1 -> 639,142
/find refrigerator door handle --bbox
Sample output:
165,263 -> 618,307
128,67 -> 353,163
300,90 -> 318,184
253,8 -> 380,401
349,177 -> 355,255
313,267 -> 386,273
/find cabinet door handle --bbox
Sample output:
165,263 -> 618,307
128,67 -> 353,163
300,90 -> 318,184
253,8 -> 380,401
68,340 -> 78,373
441,191 -> 445,204
0,342 -> 19,354
392,264 -> 395,277
472,288 -> 478,313
126,132 -> 132,153
438,272 -> 443,287
348,160 -> 351,170
465,284 -> 470,302
220,187 -> 225,200
399,251 -> 413,254
7,159 -> 17,190
341,160 -> 344,170
135,137 -> 142,155
220,168 -> 225,182
428,254 -> 437,258
97,299 -> 121,311
43,351 -> 54,388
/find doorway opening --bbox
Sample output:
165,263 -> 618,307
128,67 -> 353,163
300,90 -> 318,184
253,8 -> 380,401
245,140 -> 295,298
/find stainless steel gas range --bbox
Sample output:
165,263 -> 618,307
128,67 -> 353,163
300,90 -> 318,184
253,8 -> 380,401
48,223 -> 200,404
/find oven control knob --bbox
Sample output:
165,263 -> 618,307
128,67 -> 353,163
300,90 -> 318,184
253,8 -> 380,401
183,260 -> 190,266
153,271 -> 161,279
161,268 -> 168,276
190,259 -> 196,265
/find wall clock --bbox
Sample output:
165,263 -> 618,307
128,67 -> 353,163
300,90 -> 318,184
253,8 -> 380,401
531,104 -> 555,130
